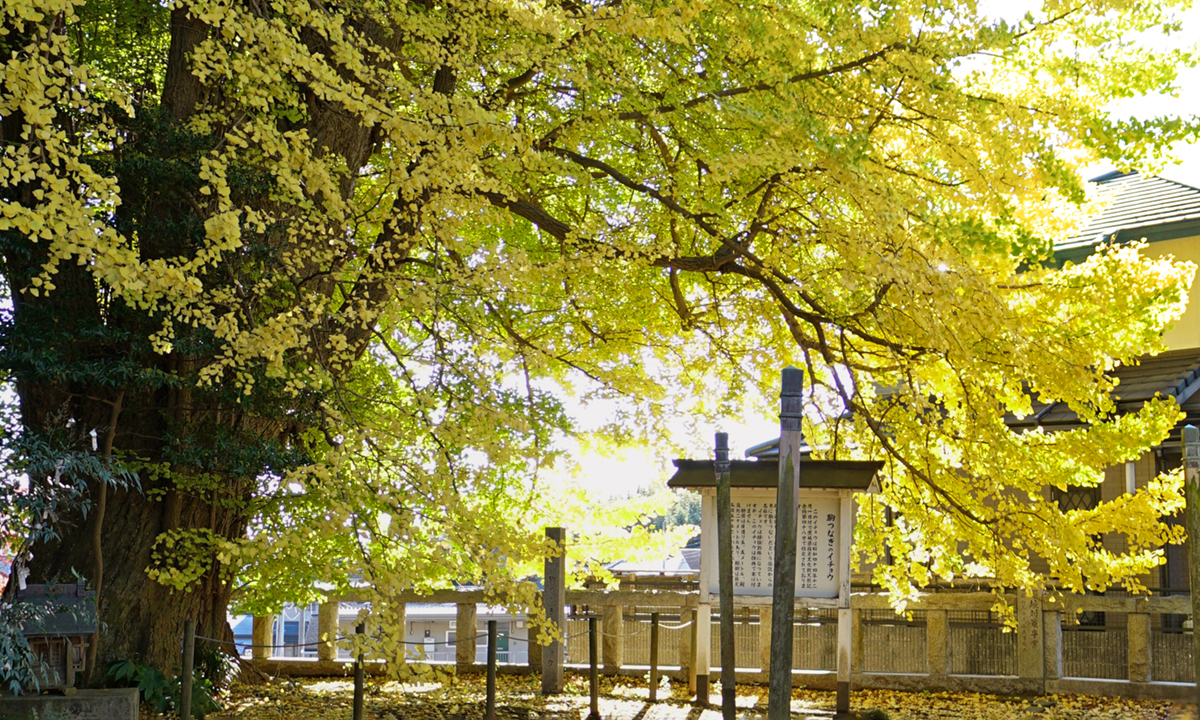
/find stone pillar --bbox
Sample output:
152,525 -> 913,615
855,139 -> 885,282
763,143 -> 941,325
602,604 -> 624,672
1016,593 -> 1044,685
758,605 -> 772,673
457,602 -> 478,670
394,602 -> 407,666
850,608 -> 864,670
1042,609 -> 1062,681
680,608 -> 694,688
317,602 -> 339,661
926,609 -> 948,677
252,615 -> 274,660
1128,612 -> 1151,682
684,608 -> 697,692
527,624 -> 542,671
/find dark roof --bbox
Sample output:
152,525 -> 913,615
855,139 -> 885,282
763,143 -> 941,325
1056,172 -> 1200,261
1006,348 -> 1200,430
668,458 -> 882,490
17,584 -> 96,637
743,437 -> 806,458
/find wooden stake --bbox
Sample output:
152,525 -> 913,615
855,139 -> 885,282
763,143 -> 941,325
649,612 -> 660,703
542,527 -> 567,694
1184,425 -> 1200,710
715,432 -> 736,720
485,620 -> 498,720
768,367 -> 803,720
180,620 -> 194,720
587,616 -> 602,720
353,622 -> 365,720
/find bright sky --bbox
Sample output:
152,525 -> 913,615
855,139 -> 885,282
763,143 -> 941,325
558,2 -> 1200,500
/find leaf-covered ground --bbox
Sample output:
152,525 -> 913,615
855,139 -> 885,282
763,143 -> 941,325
196,670 -> 1194,720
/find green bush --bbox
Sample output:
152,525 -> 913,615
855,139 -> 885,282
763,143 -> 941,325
106,658 -> 222,719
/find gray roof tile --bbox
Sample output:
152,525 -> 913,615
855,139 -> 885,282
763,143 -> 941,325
1059,172 -> 1200,251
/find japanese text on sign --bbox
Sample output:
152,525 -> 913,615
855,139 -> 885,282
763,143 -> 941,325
710,492 -> 840,598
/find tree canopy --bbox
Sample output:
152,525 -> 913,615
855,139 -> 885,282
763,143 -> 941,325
2,0 -> 1199,676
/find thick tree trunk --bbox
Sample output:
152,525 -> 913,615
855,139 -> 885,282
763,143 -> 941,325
9,0 -> 403,684
26,443 -> 245,677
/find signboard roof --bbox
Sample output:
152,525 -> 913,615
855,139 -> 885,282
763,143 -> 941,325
667,458 -> 882,490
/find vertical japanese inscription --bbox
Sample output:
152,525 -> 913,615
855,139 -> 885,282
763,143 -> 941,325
712,492 -> 840,597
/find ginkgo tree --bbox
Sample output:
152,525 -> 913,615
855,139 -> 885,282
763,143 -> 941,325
2,0 -> 1198,680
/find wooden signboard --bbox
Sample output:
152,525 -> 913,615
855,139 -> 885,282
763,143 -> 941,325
669,451 -> 880,716
705,490 -> 841,598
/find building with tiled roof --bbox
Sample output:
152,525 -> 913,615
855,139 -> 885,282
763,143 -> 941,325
1059,171 -> 1200,351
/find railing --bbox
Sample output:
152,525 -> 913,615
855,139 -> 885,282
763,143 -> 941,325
242,587 -> 1197,701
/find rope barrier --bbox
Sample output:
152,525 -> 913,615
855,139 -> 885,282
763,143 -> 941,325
563,618 -> 691,635
195,632 -> 489,651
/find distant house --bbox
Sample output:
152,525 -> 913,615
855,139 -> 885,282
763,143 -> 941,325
230,601 -> 531,664
641,172 -> 1200,595
1020,171 -> 1200,591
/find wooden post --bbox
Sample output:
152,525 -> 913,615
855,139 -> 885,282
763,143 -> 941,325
927,609 -> 948,677
758,605 -> 772,675
768,367 -> 803,720
715,432 -> 736,720
695,602 -> 711,704
542,527 -> 567,694
697,487 -> 715,705
587,616 -> 601,720
353,622 -> 365,720
1129,612 -> 1151,683
602,604 -> 623,672
252,614 -> 273,660
649,612 -> 661,702
317,601 -> 339,661
681,608 -> 695,691
1185,424 -> 1200,708
180,620 -> 194,720
485,620 -> 498,720
836,493 -> 853,715
458,602 -> 478,670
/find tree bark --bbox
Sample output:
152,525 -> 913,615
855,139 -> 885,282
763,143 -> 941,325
10,0 -> 407,682
27,452 -> 246,673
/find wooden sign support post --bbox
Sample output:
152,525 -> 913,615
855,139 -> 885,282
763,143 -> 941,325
767,367 -> 803,720
1184,425 -> 1200,711
668,368 -> 879,720
837,493 -> 854,716
542,527 -> 567,695
715,432 -> 736,720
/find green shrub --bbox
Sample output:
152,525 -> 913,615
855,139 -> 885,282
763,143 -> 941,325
106,658 -> 222,719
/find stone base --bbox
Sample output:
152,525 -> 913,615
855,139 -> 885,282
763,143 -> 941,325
0,688 -> 138,720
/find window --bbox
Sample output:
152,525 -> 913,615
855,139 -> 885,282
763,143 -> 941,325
1054,485 -> 1098,512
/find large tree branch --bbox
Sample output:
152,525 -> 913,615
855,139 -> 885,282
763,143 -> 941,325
615,42 -> 916,122
478,191 -> 574,240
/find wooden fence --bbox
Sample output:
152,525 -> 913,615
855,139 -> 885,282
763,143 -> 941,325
246,588 -> 1195,701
